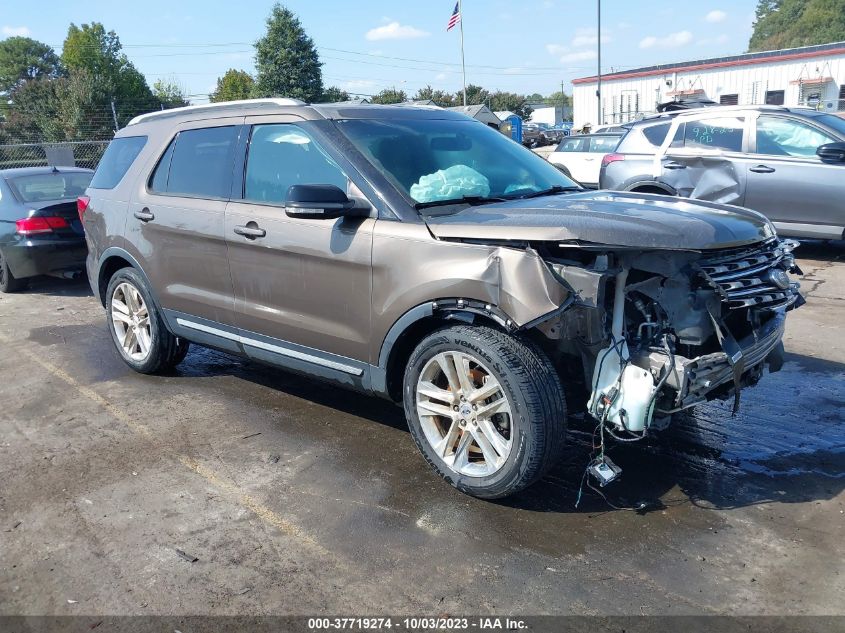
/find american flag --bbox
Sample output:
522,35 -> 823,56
446,2 -> 461,31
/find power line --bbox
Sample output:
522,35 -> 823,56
45,40 -> 596,72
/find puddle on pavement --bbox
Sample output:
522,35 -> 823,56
22,319 -> 845,558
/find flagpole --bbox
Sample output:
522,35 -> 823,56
459,0 -> 467,105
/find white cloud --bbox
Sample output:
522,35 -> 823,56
2,25 -> 31,36
434,72 -> 447,81
560,50 -> 598,63
341,79 -> 381,91
546,43 -> 568,56
706,10 -> 727,23
639,30 -> 693,49
570,28 -> 611,48
365,21 -> 429,41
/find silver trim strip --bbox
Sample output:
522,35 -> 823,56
175,318 -> 364,377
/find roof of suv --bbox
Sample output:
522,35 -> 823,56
0,166 -> 94,177
126,98 -> 470,129
628,104 -> 822,127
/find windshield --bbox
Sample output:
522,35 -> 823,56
336,118 -> 578,210
8,171 -> 92,203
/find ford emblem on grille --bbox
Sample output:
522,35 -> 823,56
767,268 -> 791,290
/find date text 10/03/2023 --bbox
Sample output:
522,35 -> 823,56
307,617 -> 529,630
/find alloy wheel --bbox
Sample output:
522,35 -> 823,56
416,351 -> 513,477
111,282 -> 152,361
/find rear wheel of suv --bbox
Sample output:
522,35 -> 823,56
105,267 -> 190,374
0,249 -> 27,293
403,325 -> 566,499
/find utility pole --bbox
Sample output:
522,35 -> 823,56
561,80 -> 565,124
110,99 -> 119,132
459,0 -> 467,106
596,0 -> 602,125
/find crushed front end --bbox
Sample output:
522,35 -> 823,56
537,237 -> 803,434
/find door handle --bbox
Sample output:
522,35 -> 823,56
234,224 -> 267,239
750,165 -> 776,174
664,162 -> 687,170
134,208 -> 155,222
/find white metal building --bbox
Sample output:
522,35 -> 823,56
572,41 -> 845,129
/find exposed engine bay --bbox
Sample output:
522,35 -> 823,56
536,236 -> 804,438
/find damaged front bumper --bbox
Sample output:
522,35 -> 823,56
632,309 -> 790,413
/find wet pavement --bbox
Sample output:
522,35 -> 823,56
0,242 -> 842,616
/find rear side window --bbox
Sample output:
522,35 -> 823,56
557,138 -> 585,152
151,126 -> 238,199
89,136 -> 147,189
589,136 -> 620,152
642,123 -> 671,147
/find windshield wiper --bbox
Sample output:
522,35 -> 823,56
414,195 -> 508,210
516,185 -> 583,199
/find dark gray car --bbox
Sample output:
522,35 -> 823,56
0,166 -> 92,292
81,99 -> 802,499
599,105 -> 845,240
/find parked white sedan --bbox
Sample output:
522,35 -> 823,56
548,133 -> 623,188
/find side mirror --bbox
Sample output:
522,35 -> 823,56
816,142 -> 845,164
285,184 -> 365,219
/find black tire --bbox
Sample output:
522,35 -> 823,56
403,325 -> 566,499
0,249 -> 27,293
105,267 -> 189,374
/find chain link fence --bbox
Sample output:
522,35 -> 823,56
0,140 -> 111,171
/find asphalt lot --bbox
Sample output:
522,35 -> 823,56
0,242 -> 843,617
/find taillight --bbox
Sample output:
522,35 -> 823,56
77,196 -> 90,222
601,153 -> 625,167
15,216 -> 70,236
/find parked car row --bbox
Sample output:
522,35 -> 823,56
545,105 -> 845,241
521,122 -> 569,147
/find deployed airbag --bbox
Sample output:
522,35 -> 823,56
410,164 -> 490,203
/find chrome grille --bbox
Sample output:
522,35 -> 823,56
696,238 -> 798,310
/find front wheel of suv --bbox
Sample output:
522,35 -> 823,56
403,325 -> 566,499
105,267 -> 190,374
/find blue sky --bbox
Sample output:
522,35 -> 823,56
2,0 -> 759,102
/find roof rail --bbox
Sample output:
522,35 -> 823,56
127,98 -> 306,126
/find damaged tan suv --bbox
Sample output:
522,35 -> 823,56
81,99 -> 803,498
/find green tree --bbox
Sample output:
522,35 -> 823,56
545,91 -> 571,107
749,0 -> 845,51
488,91 -> 533,120
253,4 -> 323,102
210,69 -> 255,102
61,22 -> 156,124
370,88 -> 407,104
153,78 -> 189,108
462,84 -> 490,106
412,85 -> 456,107
0,37 -> 62,94
318,85 -> 350,102
54,71 -> 118,139
3,78 -> 63,141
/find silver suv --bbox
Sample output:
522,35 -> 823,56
600,105 -> 845,240
81,99 -> 802,498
